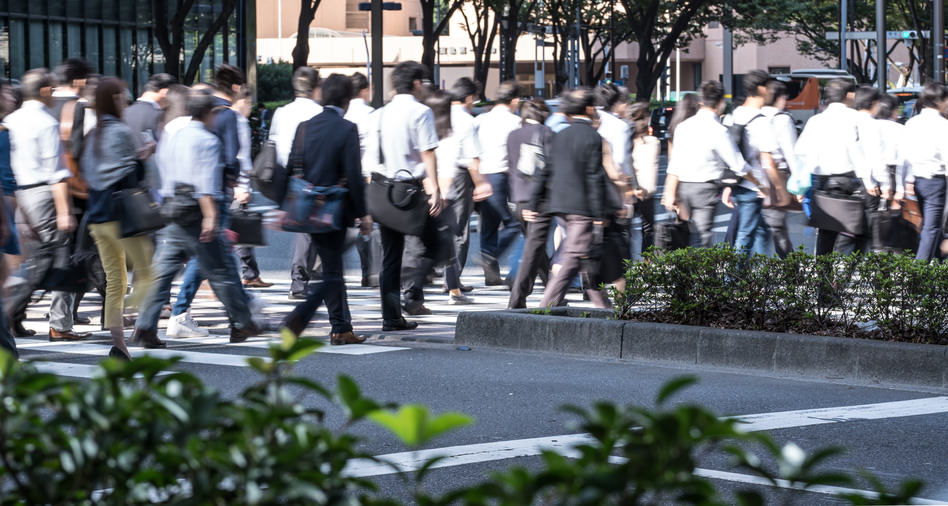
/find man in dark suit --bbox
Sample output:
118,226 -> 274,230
538,87 -> 614,309
122,73 -> 176,190
280,74 -> 369,345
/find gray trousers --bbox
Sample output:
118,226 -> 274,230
762,208 -> 793,258
5,186 -> 74,331
676,182 -> 720,248
447,171 -> 474,271
539,214 -> 610,309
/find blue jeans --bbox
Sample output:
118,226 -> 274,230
479,173 -> 520,264
136,221 -> 253,332
914,176 -> 946,261
732,186 -> 769,255
171,200 -> 246,316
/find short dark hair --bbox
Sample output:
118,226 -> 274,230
214,64 -> 246,97
596,82 -> 626,110
292,66 -> 321,98
742,69 -> 770,98
425,89 -> 453,140
918,81 -> 948,110
54,58 -> 93,86
560,86 -> 596,116
519,98 -> 550,124
450,77 -> 479,102
20,68 -> 55,101
188,88 -> 217,120
875,93 -> 898,119
163,84 -> 191,123
853,85 -> 881,111
144,73 -> 177,93
764,79 -> 788,107
495,80 -> 520,104
698,80 -> 725,108
350,72 -> 369,97
824,78 -> 855,104
321,73 -> 353,109
391,61 -> 429,95
626,101 -> 651,137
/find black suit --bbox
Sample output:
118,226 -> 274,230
282,108 -> 366,335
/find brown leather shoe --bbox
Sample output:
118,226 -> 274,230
129,328 -> 167,349
230,322 -> 261,343
243,277 -> 274,288
49,328 -> 93,342
330,331 -> 367,345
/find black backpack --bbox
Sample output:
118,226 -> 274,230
720,113 -> 764,186
251,140 -> 286,202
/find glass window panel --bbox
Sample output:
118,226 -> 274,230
66,24 -> 82,58
85,25 -> 100,75
28,0 -> 46,15
0,21 -> 9,80
48,23 -> 63,68
66,0 -> 83,18
102,26 -> 116,76
135,29 -> 149,94
9,20 -> 24,78
9,1 -> 27,15
49,0 -> 65,16
120,27 -> 133,84
85,0 -> 102,19
138,0 -> 151,24
28,21 -> 45,70
120,0 -> 135,21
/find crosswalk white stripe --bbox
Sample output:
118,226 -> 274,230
159,336 -> 408,355
31,361 -> 173,379
21,342 -> 255,367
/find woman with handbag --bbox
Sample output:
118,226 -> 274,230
80,78 -> 155,360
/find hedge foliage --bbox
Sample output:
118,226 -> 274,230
610,248 -> 948,344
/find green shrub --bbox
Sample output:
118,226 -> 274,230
609,247 -> 948,344
256,62 -> 294,103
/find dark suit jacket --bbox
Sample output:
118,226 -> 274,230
542,118 -> 611,219
122,100 -> 163,140
507,122 -> 553,205
288,107 -> 366,226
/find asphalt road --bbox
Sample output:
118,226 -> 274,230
12,157 -> 948,504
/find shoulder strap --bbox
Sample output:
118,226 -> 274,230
377,107 -> 385,166
292,120 -> 307,177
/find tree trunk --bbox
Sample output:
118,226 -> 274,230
183,0 -> 238,84
153,0 -> 196,80
421,0 -> 437,71
292,0 -> 322,70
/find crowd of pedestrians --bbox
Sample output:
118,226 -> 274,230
0,57 -> 943,360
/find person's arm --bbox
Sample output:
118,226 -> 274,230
198,195 -> 218,243
343,125 -> 368,221
50,181 -> 74,232
587,135 -> 605,221
715,125 -> 761,187
421,149 -> 443,217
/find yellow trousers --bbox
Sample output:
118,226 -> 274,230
88,221 -> 155,329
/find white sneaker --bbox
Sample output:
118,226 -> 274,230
246,292 -> 269,330
166,310 -> 209,338
448,294 -> 474,305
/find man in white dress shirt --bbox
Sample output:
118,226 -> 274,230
795,78 -> 876,255
344,72 -> 381,288
666,80 -> 755,248
760,79 -> 798,258
268,67 -> 325,297
474,81 -> 522,285
3,69 -> 88,343
363,61 -> 444,330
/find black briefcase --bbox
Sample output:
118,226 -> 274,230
655,219 -> 690,252
114,187 -> 166,237
808,191 -> 867,235
229,209 -> 266,247
870,210 -> 918,253
366,171 -> 429,236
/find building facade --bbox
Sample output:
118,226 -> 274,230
0,0 -> 255,94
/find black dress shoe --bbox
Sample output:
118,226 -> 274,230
230,322 -> 261,343
12,321 -> 36,337
108,346 -> 131,361
130,328 -> 167,349
288,292 -> 305,300
402,301 -> 432,316
73,314 -> 91,325
382,318 -> 419,332
442,284 -> 474,294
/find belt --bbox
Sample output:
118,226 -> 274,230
16,182 -> 48,191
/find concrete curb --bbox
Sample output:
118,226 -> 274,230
455,309 -> 948,390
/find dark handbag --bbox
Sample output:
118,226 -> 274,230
160,183 -> 201,227
901,198 -> 923,232
114,186 -> 165,237
367,171 -> 429,236
809,190 -> 867,235
654,218 -> 690,252
278,176 -> 349,234
870,209 -> 919,253
598,219 -> 631,282
251,140 -> 288,203
40,235 -> 90,293
229,207 -> 267,246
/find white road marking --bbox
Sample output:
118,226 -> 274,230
344,396 -> 948,482
31,361 -> 172,379
158,336 -> 408,355
20,342 -> 254,367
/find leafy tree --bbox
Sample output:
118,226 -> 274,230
492,0 -> 538,82
420,0 -> 466,73
153,0 -> 238,84
458,0 -> 501,99
292,0 -> 325,70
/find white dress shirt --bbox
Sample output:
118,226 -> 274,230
268,97 -> 323,167
875,117 -> 908,191
903,108 -> 948,181
158,120 -> 223,199
597,109 -> 632,176
236,115 -> 253,191
760,106 -> 801,175
854,110 -> 888,190
731,105 -> 777,192
795,103 -> 872,187
631,135 -> 661,196
667,108 -> 749,183
451,104 -> 477,169
474,104 -> 521,174
363,94 -> 439,180
344,97 -> 375,158
3,100 -> 71,187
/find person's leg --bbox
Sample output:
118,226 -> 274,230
492,173 -> 521,259
5,188 -> 58,329
479,173 -> 507,282
378,224 -> 406,323
733,186 -> 765,255
450,172 -> 474,271
540,215 -> 592,308
402,219 -> 437,307
235,246 -> 260,281
193,229 -> 254,330
120,235 -> 155,313
48,292 -> 76,332
88,221 -> 131,356
509,212 -> 552,309
815,229 -> 839,256
635,197 -> 655,254
311,230 -> 352,334
680,183 -> 718,248
915,177 -> 946,261
171,259 -> 201,317
762,209 -> 792,258
289,233 -> 314,295
135,225 -> 191,332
